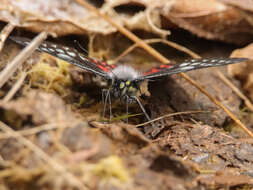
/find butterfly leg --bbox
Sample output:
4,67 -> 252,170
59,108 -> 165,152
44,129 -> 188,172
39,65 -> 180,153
102,89 -> 107,118
108,91 -> 112,121
126,96 -> 129,123
131,96 -> 151,121
102,89 -> 106,106
103,89 -> 112,121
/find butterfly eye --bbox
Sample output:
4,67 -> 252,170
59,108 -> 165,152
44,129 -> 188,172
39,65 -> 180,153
120,82 -> 125,89
126,81 -> 131,86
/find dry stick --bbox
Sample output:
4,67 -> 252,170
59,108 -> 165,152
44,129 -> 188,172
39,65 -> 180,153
3,72 -> 27,102
136,110 -> 211,127
0,121 -> 88,190
217,70 -> 253,112
0,123 -> 59,139
0,23 -> 15,52
0,31 -> 48,89
114,38 -> 200,63
76,0 -> 253,138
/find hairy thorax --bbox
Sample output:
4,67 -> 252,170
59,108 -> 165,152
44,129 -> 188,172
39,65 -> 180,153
108,65 -> 141,102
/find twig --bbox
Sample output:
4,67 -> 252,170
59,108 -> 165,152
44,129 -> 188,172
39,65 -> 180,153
216,70 -> 253,112
0,23 -> 15,52
76,0 -> 253,138
114,38 -> 200,63
0,123 -> 64,139
0,121 -> 88,190
0,32 -> 48,89
3,72 -> 27,102
135,110 -> 212,127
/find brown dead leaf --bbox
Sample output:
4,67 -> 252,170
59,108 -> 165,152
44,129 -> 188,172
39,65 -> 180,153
0,0 -> 252,44
228,44 -> 253,100
220,0 -> 253,12
162,0 -> 253,44
0,90 -> 75,126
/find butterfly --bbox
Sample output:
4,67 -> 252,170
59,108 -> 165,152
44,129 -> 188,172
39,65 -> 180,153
10,36 -> 247,122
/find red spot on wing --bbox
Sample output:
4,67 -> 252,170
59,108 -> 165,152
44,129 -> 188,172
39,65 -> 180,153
98,65 -> 110,72
144,64 -> 174,76
92,59 -> 98,64
160,64 -> 173,69
87,58 -> 113,72
101,61 -> 107,65
145,68 -> 160,75
151,68 -> 159,73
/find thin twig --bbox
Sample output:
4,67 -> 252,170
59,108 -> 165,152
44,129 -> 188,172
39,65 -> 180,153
0,32 -> 48,89
76,0 -> 253,138
0,121 -> 88,190
114,38 -> 200,63
0,23 -> 15,52
0,123 -> 62,139
3,72 -> 27,102
135,110 -> 212,127
217,70 -> 253,112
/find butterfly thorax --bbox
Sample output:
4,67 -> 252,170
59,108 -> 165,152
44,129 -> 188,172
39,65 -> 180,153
108,65 -> 141,102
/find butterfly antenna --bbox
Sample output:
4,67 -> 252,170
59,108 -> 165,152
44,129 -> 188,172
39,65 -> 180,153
74,40 -> 88,54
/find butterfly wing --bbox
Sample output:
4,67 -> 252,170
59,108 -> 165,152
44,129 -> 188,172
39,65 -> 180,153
135,58 -> 247,81
10,36 -> 115,79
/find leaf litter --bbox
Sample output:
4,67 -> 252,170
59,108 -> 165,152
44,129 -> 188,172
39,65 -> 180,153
0,0 -> 253,189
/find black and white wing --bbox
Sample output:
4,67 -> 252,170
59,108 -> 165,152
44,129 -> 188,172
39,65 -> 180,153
10,36 -> 116,79
135,58 -> 247,81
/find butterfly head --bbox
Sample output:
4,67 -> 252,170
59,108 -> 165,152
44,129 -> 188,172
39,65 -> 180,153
108,65 -> 142,100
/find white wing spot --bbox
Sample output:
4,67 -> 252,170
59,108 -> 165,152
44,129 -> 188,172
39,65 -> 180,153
40,47 -> 48,52
180,62 -> 190,67
67,51 -> 76,57
191,62 -> 201,66
57,53 -> 71,60
79,54 -> 87,61
180,66 -> 195,71
218,60 -> 226,63
225,60 -> 232,64
211,59 -> 217,63
48,48 -> 55,52
56,49 -> 65,53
